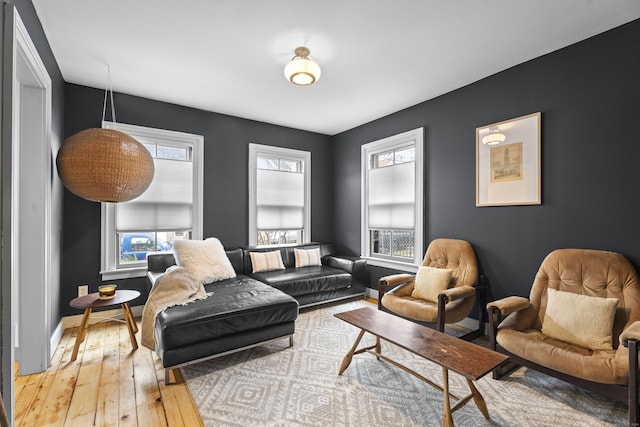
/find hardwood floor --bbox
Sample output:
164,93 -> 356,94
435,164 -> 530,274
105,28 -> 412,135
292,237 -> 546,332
14,318 -> 202,427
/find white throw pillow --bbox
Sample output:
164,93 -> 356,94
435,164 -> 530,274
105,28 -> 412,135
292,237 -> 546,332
541,288 -> 618,350
294,248 -> 322,267
172,238 -> 236,283
411,266 -> 453,303
250,250 -> 286,273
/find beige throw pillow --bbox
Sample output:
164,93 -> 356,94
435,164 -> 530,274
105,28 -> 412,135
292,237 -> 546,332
294,248 -> 322,267
411,266 -> 453,303
250,250 -> 285,273
172,238 -> 236,283
541,288 -> 618,350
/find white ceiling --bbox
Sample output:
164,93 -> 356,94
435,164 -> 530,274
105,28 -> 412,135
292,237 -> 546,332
33,0 -> 640,136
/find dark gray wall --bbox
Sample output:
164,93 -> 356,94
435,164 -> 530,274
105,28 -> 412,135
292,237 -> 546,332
62,84 -> 334,316
333,19 -> 640,302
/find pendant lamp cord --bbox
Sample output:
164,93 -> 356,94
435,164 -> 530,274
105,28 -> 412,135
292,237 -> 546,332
101,66 -> 117,124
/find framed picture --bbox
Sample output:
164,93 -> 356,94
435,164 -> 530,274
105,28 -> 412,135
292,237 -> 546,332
476,112 -> 541,206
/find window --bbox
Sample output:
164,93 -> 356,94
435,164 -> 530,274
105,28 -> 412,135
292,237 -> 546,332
361,128 -> 424,271
101,122 -> 203,280
249,143 -> 311,246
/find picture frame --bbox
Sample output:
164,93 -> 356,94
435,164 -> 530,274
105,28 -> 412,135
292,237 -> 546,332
476,112 -> 541,206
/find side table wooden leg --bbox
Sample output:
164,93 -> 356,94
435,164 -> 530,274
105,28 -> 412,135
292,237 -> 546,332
71,308 -> 92,362
442,367 -> 454,427
467,379 -> 490,419
338,329 -> 366,375
122,302 -> 138,333
122,303 -> 138,352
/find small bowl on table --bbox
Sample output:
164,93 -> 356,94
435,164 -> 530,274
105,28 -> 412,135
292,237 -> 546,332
98,284 -> 117,300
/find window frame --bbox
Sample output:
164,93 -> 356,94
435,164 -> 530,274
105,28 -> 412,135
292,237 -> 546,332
248,143 -> 311,246
100,121 -> 204,280
361,128 -> 424,272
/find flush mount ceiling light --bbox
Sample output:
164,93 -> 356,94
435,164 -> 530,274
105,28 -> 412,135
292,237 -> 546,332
56,69 -> 154,203
481,127 -> 506,145
284,46 -> 321,86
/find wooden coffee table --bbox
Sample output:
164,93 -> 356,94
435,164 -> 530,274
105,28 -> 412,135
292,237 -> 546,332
69,289 -> 140,361
335,307 -> 509,427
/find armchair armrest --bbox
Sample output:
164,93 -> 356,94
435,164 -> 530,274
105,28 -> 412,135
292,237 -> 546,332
621,321 -> 640,347
378,273 -> 415,309
379,273 -> 415,287
439,285 -> 475,302
487,296 -> 530,317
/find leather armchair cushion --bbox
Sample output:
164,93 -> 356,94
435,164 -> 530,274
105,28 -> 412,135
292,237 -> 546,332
382,281 -> 475,324
496,327 -> 628,385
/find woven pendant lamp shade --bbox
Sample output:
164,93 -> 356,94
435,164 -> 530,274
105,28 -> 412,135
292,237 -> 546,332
56,128 -> 155,203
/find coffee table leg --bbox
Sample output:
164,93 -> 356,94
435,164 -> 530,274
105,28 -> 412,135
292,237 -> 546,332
122,303 -> 138,352
466,379 -> 490,419
71,308 -> 92,362
442,367 -> 454,427
338,329 -> 365,375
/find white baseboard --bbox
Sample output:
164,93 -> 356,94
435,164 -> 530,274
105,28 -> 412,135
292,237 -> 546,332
50,320 -> 64,359
61,305 -> 143,330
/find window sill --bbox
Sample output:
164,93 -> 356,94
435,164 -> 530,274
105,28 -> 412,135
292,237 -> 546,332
101,267 -> 147,281
361,256 -> 419,273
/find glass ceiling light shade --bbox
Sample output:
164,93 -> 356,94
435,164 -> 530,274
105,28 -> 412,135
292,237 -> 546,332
284,46 -> 321,86
56,68 -> 154,203
481,127 -> 506,145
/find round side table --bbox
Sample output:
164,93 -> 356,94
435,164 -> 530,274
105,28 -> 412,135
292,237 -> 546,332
69,289 -> 141,362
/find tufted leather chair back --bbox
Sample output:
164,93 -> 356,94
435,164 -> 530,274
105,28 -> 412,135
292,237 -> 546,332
422,238 -> 478,288
530,248 -> 640,343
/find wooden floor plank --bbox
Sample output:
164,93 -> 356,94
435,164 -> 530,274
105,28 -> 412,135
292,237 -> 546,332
119,322 -> 140,427
94,322 -> 121,427
16,326 -> 77,427
154,359 -> 203,427
132,328 -> 167,427
14,317 -> 202,427
64,322 -> 107,425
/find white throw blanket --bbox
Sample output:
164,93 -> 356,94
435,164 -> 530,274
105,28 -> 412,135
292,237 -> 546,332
141,265 -> 209,351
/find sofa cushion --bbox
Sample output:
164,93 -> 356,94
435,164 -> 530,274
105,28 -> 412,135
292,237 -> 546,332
155,275 -> 298,351
172,238 -> 236,283
250,250 -> 286,273
411,266 -> 453,303
294,248 -> 322,267
541,288 -> 618,350
252,265 -> 351,297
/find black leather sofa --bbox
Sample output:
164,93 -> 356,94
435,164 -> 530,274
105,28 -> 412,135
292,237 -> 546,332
146,242 -> 366,383
241,242 -> 367,307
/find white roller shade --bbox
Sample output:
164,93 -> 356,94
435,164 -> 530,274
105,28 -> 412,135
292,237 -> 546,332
256,169 -> 304,230
368,161 -> 415,229
116,158 -> 193,231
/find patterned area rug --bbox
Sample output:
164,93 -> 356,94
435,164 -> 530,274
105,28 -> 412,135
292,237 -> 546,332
182,299 -> 627,426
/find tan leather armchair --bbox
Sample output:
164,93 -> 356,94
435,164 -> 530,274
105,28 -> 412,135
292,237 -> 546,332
378,238 -> 484,340
487,248 -> 640,425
